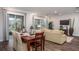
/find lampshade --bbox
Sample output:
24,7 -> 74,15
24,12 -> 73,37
37,25 -> 41,28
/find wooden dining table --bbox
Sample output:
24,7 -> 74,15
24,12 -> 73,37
21,35 -> 36,51
21,33 -> 45,51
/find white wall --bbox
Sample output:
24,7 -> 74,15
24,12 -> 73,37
48,16 -> 60,29
0,8 -> 4,41
26,13 -> 33,33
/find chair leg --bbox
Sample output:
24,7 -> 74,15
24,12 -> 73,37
35,42 -> 37,51
43,37 -> 45,51
41,40 -> 43,51
13,48 -> 16,51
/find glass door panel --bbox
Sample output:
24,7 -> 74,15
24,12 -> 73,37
16,15 -> 24,32
8,14 -> 24,32
8,14 -> 24,49
8,14 -> 16,35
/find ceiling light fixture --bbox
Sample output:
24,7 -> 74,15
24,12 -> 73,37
54,11 -> 57,14
31,13 -> 37,16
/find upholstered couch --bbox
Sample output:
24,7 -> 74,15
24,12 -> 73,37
42,28 -> 67,44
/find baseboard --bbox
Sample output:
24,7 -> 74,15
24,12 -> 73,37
0,40 -> 3,42
73,34 -> 79,36
0,39 -> 8,42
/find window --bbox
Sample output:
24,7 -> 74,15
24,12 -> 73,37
33,17 -> 48,29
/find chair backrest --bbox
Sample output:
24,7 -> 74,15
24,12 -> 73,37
12,31 -> 17,40
16,32 -> 22,45
35,32 -> 44,40
16,32 -> 23,50
12,31 -> 17,50
35,32 -> 45,51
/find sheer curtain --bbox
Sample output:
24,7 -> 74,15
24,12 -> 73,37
73,18 -> 79,36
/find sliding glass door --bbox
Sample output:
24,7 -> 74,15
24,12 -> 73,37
8,14 -> 24,41
6,14 -> 25,49
8,14 -> 24,33
8,14 -> 16,32
16,15 -> 24,32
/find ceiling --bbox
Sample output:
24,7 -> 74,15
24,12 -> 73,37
8,7 -> 79,16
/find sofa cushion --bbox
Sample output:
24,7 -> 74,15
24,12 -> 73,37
46,29 -> 64,35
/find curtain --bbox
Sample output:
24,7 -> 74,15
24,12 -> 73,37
73,18 -> 79,36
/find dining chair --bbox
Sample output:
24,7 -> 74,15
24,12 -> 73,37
31,32 -> 45,51
12,31 -> 17,50
15,32 -> 28,51
16,32 -> 33,51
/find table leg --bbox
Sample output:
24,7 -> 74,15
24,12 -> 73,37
27,41 -> 30,51
41,39 -> 42,51
35,41 -> 37,51
43,36 -> 45,51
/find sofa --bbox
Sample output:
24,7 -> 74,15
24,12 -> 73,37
42,28 -> 67,44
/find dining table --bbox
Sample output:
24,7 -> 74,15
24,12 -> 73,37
21,34 -> 36,51
21,33 -> 45,51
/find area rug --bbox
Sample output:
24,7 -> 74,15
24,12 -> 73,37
66,36 -> 74,43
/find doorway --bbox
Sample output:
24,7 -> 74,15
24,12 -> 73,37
7,14 -> 24,50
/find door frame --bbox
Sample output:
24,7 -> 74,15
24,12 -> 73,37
6,12 -> 26,40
